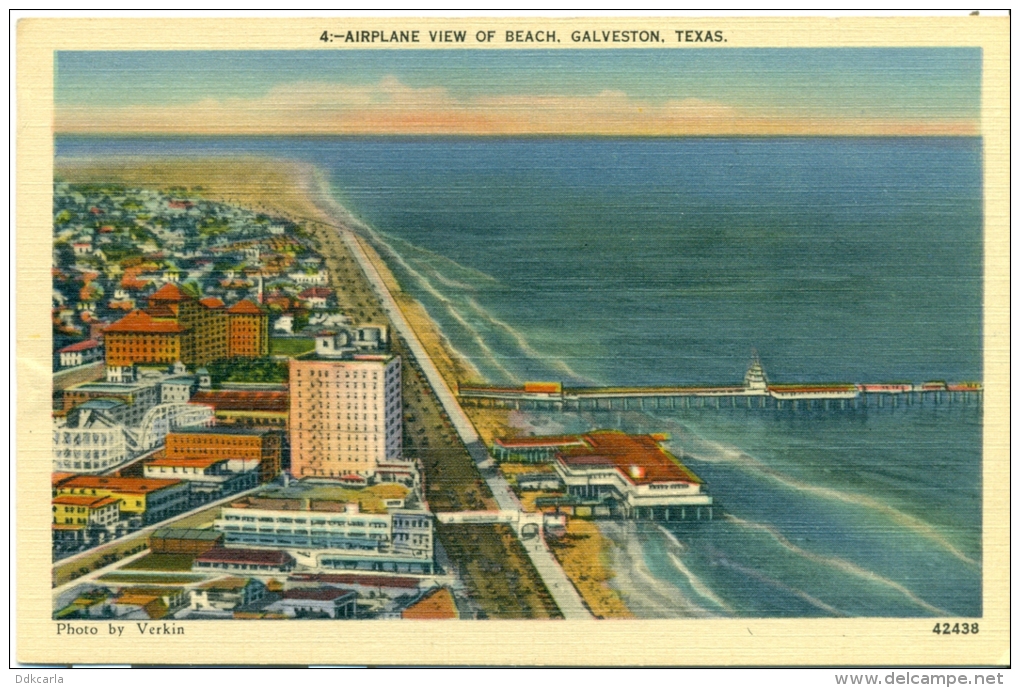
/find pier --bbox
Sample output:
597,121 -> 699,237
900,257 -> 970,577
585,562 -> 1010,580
456,359 -> 981,413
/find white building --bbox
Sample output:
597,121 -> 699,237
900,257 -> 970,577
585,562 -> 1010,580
58,339 -> 104,368
267,588 -> 356,619
160,376 -> 198,404
288,270 -> 329,286
212,494 -> 434,574
190,577 -> 266,614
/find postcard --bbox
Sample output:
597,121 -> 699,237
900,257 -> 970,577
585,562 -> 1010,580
14,15 -> 1010,667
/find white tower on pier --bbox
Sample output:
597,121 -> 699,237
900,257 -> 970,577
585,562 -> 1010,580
744,350 -> 768,393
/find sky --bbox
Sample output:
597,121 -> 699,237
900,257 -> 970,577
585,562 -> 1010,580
54,49 -> 982,136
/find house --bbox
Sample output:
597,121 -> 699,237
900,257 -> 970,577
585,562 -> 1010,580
192,547 -> 296,574
266,588 -> 356,619
109,587 -> 188,619
57,339 -> 104,368
298,287 -> 334,310
190,577 -> 267,613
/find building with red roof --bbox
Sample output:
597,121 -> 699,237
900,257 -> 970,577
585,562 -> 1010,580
267,587 -> 357,619
104,285 -> 268,368
58,339 -> 104,368
192,546 -> 296,573
496,430 -> 714,521
53,475 -> 191,524
401,587 -> 458,620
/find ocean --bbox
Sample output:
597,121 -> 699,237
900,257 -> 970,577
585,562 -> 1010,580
56,136 -> 983,617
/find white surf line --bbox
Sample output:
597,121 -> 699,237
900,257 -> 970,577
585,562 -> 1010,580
715,556 -> 847,617
725,514 -> 952,617
685,434 -> 978,568
666,551 -> 734,613
379,230 -> 499,284
337,226 -> 592,620
654,523 -> 685,551
462,295 -> 600,385
616,528 -> 712,618
368,230 -> 520,384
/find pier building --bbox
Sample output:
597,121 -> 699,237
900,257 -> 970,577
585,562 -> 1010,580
495,430 -> 714,521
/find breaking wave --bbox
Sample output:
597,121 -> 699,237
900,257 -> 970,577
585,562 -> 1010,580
725,514 -> 951,616
675,430 -> 978,568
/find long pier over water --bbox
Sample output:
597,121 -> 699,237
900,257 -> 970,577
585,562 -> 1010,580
457,360 -> 981,413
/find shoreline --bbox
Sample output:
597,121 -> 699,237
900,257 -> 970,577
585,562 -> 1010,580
53,154 -> 616,619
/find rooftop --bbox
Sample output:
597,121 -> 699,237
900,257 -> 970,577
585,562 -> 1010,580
557,431 -> 703,486
57,475 -> 184,494
76,398 -> 127,411
198,576 -> 255,591
493,435 -> 588,449
198,297 -> 225,309
146,456 -> 229,469
288,573 -> 419,590
226,299 -> 264,315
189,390 -> 288,413
52,495 -> 120,509
58,339 -> 103,354
150,527 -> 223,542
281,587 -> 355,602
168,426 -> 277,437
402,587 -> 458,620
105,310 -> 187,335
148,283 -> 191,303
195,547 -> 294,567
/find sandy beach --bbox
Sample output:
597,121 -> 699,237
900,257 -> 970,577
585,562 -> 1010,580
54,155 -> 629,619
54,156 -> 573,619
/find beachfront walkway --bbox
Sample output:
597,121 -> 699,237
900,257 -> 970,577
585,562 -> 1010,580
338,228 -> 593,620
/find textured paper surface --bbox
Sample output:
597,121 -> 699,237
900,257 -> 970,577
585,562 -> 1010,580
16,15 -> 1009,666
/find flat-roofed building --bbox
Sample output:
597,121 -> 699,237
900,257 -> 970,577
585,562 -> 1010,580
188,389 -> 288,428
212,491 -> 434,574
148,527 -> 224,555
192,546 -> 296,574
164,426 -> 282,484
190,577 -> 267,613
62,378 -> 161,424
143,455 -> 259,504
53,475 -> 190,524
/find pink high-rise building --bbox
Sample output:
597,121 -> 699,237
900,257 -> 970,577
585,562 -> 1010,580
289,345 -> 403,481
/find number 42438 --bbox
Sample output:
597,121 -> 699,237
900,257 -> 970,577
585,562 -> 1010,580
933,622 -> 978,635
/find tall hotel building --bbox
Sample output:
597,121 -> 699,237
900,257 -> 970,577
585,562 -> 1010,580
289,331 -> 403,480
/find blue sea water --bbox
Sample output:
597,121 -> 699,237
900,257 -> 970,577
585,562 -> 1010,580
56,136 -> 983,616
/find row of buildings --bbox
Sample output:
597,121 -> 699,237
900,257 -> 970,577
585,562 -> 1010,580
58,569 -> 458,621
